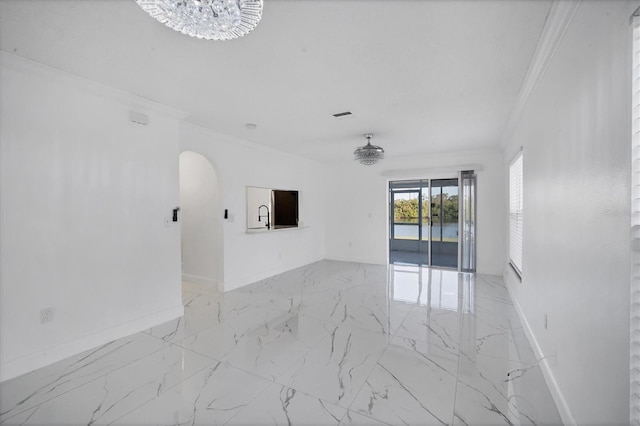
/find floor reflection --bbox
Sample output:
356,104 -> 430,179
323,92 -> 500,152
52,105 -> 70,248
390,249 -> 458,269
390,264 -> 473,313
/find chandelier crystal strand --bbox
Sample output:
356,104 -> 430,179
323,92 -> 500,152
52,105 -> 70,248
354,133 -> 384,166
136,0 -> 263,41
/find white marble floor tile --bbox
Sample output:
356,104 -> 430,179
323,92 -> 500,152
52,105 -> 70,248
144,316 -> 193,343
222,312 -> 337,381
178,307 -> 283,361
114,361 -> 272,425
473,275 -> 514,308
454,352 -> 561,425
471,301 -> 520,328
395,307 -> 461,355
155,285 -> 298,345
276,325 -> 390,409
0,261 -> 561,426
145,293 -> 225,343
0,332 -> 166,422
475,273 -> 509,290
1,344 -> 215,425
297,286 -> 368,326
341,293 -> 413,337
339,410 -> 391,425
303,263 -> 388,299
458,309 -> 536,366
222,288 -> 303,317
227,382 -> 346,425
349,336 -> 458,425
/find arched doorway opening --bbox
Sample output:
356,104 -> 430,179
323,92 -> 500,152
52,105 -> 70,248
178,151 -> 223,292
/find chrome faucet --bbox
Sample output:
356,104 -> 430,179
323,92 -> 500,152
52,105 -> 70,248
258,204 -> 270,230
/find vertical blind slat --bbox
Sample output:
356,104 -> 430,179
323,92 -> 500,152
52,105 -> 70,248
509,153 -> 523,274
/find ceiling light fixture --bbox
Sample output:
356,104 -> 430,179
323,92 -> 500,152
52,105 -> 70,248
136,0 -> 263,41
354,133 -> 384,166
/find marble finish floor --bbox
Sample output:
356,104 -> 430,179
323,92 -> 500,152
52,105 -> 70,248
0,261 -> 561,425
389,250 -> 457,269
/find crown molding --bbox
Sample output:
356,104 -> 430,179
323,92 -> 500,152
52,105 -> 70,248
499,0 -> 581,148
0,50 -> 189,120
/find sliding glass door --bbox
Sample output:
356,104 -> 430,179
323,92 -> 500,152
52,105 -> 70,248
430,179 -> 459,269
390,186 -> 427,265
390,176 -> 471,270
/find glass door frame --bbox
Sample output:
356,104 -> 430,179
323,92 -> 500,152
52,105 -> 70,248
390,188 -> 424,242
429,178 -> 459,270
459,170 -> 477,273
389,177 -> 464,271
389,185 -> 429,260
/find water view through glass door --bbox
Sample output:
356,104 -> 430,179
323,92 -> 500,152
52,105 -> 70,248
389,178 -> 458,269
430,179 -> 458,268
390,185 -> 427,265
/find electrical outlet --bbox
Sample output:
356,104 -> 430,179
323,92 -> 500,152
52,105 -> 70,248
40,307 -> 53,324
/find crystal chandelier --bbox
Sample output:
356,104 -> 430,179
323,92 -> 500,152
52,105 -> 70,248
354,133 -> 384,166
136,0 -> 263,41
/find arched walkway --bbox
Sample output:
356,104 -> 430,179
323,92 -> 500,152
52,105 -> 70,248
179,151 -> 223,292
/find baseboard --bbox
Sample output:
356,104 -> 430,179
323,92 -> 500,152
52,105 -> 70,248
182,273 -> 218,287
505,283 -> 576,425
324,256 -> 387,266
224,256 -> 326,292
0,304 -> 184,383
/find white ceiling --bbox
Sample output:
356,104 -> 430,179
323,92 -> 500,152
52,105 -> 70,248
0,0 -> 552,163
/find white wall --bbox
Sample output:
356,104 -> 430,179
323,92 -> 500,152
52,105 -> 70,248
180,123 -> 327,291
325,149 -> 504,275
503,1 -> 634,423
246,187 -> 272,230
179,151 -> 222,288
0,53 -> 184,381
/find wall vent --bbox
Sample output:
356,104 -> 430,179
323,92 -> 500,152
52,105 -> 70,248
129,111 -> 149,125
332,111 -> 352,118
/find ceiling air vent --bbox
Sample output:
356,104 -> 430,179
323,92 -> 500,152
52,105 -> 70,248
332,111 -> 352,118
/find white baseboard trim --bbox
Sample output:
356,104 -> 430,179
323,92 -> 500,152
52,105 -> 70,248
0,304 -> 184,383
505,283 -> 576,425
224,257 -> 325,292
324,256 -> 387,266
182,273 -> 218,286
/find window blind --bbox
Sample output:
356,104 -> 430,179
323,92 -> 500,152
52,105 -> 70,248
631,12 -> 640,426
509,151 -> 523,277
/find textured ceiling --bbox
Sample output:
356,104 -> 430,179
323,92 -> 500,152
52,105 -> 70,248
0,0 -> 552,163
